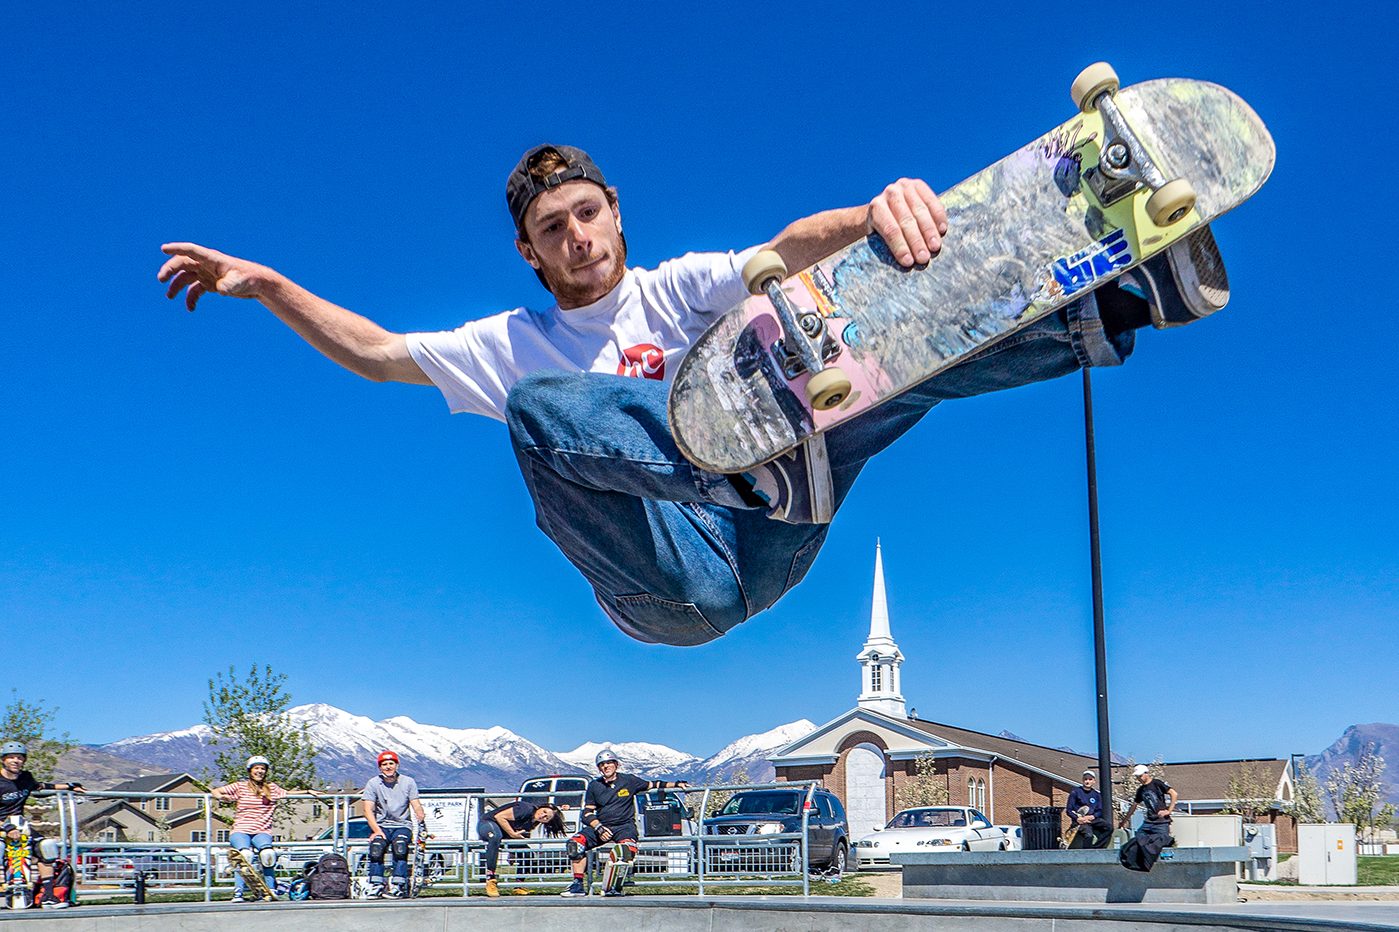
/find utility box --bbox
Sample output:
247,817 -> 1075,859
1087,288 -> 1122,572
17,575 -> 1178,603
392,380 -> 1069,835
1297,823 -> 1357,885
1171,814 -> 1242,848
1241,822 -> 1277,881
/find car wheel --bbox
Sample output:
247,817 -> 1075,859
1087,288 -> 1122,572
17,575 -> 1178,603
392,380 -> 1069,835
831,842 -> 848,874
999,841 -> 1007,851
961,841 -> 971,852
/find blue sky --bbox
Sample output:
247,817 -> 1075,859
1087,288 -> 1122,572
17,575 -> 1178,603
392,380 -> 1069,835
3,1 -> 1394,764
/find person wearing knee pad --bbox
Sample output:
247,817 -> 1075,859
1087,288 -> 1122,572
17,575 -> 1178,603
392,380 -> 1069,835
1,741 -> 85,908
361,751 -> 425,898
560,748 -> 688,898
210,756 -> 294,901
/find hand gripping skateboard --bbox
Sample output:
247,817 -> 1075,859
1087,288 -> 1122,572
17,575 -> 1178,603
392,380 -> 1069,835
227,846 -> 277,901
668,63 -> 1275,477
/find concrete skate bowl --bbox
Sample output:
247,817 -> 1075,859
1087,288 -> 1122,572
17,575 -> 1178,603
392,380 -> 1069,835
12,898 -> 1399,931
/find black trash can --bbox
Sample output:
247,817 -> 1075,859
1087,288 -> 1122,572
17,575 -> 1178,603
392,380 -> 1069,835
1017,806 -> 1063,851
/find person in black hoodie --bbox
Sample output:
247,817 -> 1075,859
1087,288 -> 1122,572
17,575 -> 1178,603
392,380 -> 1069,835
1064,770 -> 1112,849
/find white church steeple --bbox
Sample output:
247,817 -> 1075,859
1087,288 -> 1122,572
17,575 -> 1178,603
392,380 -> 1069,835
856,539 -> 906,717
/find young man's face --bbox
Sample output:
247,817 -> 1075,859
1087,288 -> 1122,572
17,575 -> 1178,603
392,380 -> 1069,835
1082,775 -> 1096,790
380,759 -> 398,779
598,760 -> 619,780
1137,772 -> 1151,785
516,181 -> 626,309
1,754 -> 23,776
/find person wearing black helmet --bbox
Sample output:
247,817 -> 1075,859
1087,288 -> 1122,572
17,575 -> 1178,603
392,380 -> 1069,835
559,748 -> 689,898
158,144 -> 1224,649
1,741 -> 84,908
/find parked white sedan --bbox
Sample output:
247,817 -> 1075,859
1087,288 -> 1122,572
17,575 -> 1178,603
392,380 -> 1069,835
853,806 -> 1008,867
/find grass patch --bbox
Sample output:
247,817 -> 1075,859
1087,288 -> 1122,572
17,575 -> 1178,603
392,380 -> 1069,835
1359,856 -> 1399,886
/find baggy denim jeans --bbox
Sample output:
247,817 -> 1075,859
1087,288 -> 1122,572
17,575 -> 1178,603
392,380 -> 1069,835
506,296 -> 1133,647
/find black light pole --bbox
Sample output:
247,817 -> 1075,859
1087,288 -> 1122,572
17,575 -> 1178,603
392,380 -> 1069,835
1082,368 -> 1115,803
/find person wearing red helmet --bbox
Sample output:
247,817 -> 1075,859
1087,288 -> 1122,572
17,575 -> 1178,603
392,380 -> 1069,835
360,751 -> 425,898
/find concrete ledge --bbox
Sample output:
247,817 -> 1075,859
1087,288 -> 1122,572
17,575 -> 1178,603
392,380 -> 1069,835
894,846 -> 1251,905
7,896 -> 1399,932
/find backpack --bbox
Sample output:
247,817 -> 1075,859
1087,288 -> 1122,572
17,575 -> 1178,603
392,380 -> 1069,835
306,852 -> 351,899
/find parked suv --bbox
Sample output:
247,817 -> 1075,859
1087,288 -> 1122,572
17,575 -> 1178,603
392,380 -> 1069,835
702,787 -> 849,874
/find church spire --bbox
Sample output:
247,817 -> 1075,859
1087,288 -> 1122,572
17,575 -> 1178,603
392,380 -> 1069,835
857,539 -> 906,717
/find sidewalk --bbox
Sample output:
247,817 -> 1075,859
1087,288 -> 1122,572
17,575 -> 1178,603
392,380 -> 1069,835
1240,883 -> 1399,902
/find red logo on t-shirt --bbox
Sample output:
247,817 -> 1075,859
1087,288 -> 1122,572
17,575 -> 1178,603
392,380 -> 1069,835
617,343 -> 666,380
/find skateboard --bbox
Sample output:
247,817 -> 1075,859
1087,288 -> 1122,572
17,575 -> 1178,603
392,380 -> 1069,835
227,846 -> 276,901
668,63 -> 1275,477
4,821 -> 32,909
408,830 -> 438,898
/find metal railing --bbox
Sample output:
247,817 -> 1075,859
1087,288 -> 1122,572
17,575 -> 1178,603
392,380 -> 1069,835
45,780 -> 828,902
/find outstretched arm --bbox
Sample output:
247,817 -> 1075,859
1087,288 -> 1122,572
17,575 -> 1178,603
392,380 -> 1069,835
767,178 -> 948,273
158,243 -> 431,385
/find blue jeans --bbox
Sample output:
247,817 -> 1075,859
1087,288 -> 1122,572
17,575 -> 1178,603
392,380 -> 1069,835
476,820 -> 505,875
506,297 -> 1132,646
369,826 -> 413,881
229,832 -> 276,895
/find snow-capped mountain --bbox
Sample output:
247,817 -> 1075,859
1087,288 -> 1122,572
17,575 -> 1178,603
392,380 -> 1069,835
99,704 -> 815,791
556,741 -> 699,778
691,720 -> 816,784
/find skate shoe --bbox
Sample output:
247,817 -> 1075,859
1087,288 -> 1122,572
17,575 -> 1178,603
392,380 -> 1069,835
41,896 -> 69,909
484,877 -> 500,897
1118,226 -> 1229,328
560,878 -> 587,897
747,437 -> 834,525
229,892 -> 246,904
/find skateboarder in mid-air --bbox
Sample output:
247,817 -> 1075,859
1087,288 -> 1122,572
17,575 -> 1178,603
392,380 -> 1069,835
159,144 -> 1229,648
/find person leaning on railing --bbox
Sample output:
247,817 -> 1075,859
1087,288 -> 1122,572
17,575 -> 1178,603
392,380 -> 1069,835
209,755 -> 327,902
1,741 -> 85,909
476,800 -> 567,897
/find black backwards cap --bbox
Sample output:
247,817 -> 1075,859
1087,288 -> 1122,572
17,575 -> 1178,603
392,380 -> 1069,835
505,144 -> 609,233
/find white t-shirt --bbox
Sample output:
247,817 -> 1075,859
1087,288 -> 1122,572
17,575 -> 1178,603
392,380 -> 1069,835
406,248 -> 761,421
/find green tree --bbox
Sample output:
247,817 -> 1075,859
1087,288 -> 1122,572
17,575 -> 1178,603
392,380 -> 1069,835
1222,761 -> 1277,823
1323,743 -> 1396,842
0,692 -> 73,782
202,664 -> 318,791
1287,760 -> 1326,824
894,752 -> 949,811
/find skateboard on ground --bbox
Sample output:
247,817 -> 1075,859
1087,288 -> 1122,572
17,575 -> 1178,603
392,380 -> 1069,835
4,821 -> 32,909
408,830 -> 439,898
668,63 -> 1275,487
227,846 -> 276,901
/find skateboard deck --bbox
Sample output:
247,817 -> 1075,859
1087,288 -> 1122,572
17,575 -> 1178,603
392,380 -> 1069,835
4,834 -> 31,909
227,846 -> 276,901
668,71 -> 1274,474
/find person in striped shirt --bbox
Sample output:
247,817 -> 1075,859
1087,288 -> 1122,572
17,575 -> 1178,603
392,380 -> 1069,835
209,756 -> 291,902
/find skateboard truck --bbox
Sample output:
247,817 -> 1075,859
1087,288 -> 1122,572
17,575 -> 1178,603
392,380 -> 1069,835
741,250 -> 851,410
741,250 -> 839,524
1071,62 -> 1197,227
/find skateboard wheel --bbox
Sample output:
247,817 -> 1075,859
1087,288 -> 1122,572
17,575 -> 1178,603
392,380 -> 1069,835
1146,178 -> 1196,226
1071,62 -> 1119,113
742,249 -> 788,296
806,367 -> 852,410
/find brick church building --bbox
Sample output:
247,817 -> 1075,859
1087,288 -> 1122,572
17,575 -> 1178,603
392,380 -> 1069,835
768,542 -> 1298,849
